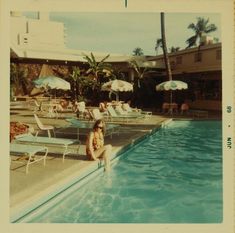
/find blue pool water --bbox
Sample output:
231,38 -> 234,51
29,120 -> 222,223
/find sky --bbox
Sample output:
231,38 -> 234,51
24,12 -> 221,56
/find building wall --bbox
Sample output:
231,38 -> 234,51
170,45 -> 221,74
10,12 -> 66,50
10,15 -> 27,46
149,43 -> 222,111
152,43 -> 222,75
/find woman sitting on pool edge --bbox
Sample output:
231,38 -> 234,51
86,119 -> 112,172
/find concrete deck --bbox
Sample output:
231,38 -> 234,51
10,107 -> 221,221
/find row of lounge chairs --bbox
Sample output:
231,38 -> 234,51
76,102 -> 152,122
32,98 -> 152,121
10,100 -> 151,173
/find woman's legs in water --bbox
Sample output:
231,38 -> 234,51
102,144 -> 112,171
94,144 -> 112,171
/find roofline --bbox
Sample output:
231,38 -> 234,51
10,57 -> 87,66
147,43 -> 222,60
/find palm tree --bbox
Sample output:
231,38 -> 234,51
69,66 -> 96,101
69,66 -> 82,100
160,12 -> 172,81
83,52 -> 113,83
214,37 -> 219,43
132,47 -> 144,56
160,12 -> 173,105
186,17 -> 217,48
129,59 -> 149,106
129,59 -> 149,87
155,38 -> 162,55
169,46 -> 180,53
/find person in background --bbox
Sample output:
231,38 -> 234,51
180,102 -> 189,115
99,102 -> 107,112
86,119 -> 112,172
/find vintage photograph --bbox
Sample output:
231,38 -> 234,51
1,0 -> 234,232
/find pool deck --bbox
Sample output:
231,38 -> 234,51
10,108 -> 221,221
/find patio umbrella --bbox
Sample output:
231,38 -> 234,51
156,80 -> 188,113
156,80 -> 188,91
101,79 -> 133,101
33,76 -> 71,90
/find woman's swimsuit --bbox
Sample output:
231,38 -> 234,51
86,131 -> 104,160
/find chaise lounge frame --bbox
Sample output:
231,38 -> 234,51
10,143 -> 48,174
14,133 -> 81,162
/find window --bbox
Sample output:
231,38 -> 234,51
176,56 -> 182,64
194,53 -> 202,62
23,37 -> 28,45
216,49 -> 221,60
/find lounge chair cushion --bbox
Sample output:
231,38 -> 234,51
10,143 -> 47,155
15,133 -> 78,146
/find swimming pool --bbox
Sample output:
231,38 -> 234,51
27,120 -> 222,223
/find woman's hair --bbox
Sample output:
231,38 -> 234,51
93,119 -> 106,134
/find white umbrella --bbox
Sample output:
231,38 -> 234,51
101,79 -> 133,101
33,76 -> 71,90
102,79 -> 133,92
33,76 -> 71,99
156,80 -> 188,91
156,80 -> 188,114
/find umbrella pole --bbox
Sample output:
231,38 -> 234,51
170,90 -> 173,115
170,90 -> 172,105
116,93 -> 119,101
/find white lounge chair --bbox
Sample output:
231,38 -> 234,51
122,103 -> 152,116
14,133 -> 80,162
34,114 -> 55,138
107,105 -> 144,122
90,108 -> 110,121
10,143 -> 48,174
115,105 -> 148,118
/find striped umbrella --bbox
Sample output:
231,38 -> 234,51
156,80 -> 188,91
34,76 -> 71,90
102,79 -> 133,92
101,79 -> 133,101
156,80 -> 188,115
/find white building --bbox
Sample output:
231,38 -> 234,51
11,11 -> 66,51
10,12 -> 150,64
